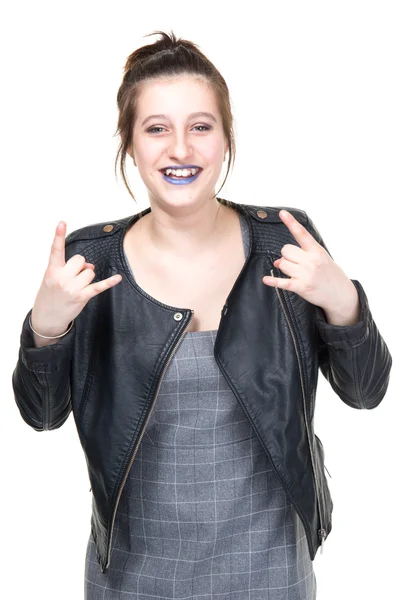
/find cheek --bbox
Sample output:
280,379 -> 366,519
134,143 -> 158,167
203,139 -> 225,163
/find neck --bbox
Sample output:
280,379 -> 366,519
142,197 -> 231,258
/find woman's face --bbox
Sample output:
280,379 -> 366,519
131,75 -> 228,209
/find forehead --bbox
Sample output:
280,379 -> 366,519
136,75 -> 219,117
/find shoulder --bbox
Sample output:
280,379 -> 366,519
65,214 -> 134,247
222,199 -> 309,226
63,211 -> 147,264
221,199 -> 327,251
230,200 -> 327,251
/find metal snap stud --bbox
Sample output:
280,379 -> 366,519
103,225 -> 114,232
173,312 -> 183,321
256,210 -> 268,219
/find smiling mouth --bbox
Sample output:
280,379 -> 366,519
160,167 -> 202,178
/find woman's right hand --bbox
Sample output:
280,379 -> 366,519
31,221 -> 122,338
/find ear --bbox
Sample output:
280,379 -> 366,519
122,130 -> 136,166
126,145 -> 137,166
224,141 -> 229,162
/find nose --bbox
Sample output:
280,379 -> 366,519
168,130 -> 193,162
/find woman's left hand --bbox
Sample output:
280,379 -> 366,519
262,210 -> 360,324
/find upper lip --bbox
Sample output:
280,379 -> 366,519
159,165 -> 202,171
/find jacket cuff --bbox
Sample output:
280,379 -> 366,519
20,309 -> 75,373
315,280 -> 371,349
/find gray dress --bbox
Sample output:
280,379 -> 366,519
84,214 -> 317,600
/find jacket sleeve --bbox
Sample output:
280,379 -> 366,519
305,213 -> 392,410
11,233 -> 80,431
11,308 -> 75,431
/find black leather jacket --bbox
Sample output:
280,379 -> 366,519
12,198 -> 392,573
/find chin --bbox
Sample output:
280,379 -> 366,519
150,186 -> 216,207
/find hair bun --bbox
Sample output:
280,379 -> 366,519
123,30 -> 185,75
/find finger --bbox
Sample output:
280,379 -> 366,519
82,274 -> 123,301
48,221 -> 66,268
262,274 -> 295,291
280,243 -> 307,264
64,254 -> 88,277
278,210 -> 318,251
74,265 -> 97,289
273,257 -> 301,279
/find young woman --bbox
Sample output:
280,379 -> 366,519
12,31 -> 392,600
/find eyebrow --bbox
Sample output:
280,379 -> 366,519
141,112 -> 218,127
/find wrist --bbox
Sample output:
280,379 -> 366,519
29,316 -> 74,339
32,332 -> 62,348
322,292 -> 361,326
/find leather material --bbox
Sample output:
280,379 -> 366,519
12,198 -> 392,572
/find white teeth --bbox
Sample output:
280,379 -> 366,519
165,168 -> 200,176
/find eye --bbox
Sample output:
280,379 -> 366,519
147,126 -> 166,134
192,125 -> 211,132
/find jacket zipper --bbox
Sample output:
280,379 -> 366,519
271,268 -> 327,553
105,310 -> 194,570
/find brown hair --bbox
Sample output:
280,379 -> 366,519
115,30 -> 236,201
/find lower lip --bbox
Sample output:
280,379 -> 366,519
161,171 -> 201,185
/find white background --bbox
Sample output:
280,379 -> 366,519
1,1 -> 398,598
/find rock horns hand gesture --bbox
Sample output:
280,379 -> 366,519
262,210 -> 360,326
31,221 -> 123,341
